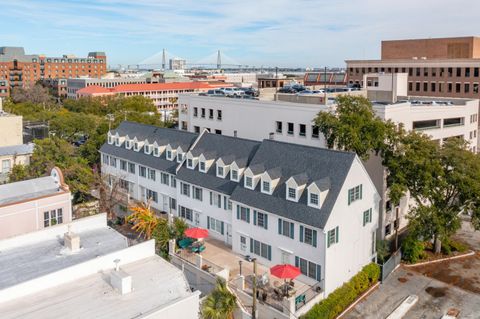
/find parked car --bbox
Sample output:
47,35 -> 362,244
218,87 -> 245,97
202,89 -> 226,97
239,87 -> 259,97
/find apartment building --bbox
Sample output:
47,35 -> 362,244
0,167 -> 72,240
66,77 -> 162,99
0,104 -> 34,182
0,213 -> 200,318
177,75 -> 480,239
76,82 -> 230,113
100,121 -> 379,296
346,36 -> 480,99
0,47 -> 106,98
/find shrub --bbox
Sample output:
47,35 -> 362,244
401,235 -> 425,263
443,239 -> 469,254
301,263 -> 380,319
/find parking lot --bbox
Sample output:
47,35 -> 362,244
344,265 -> 480,319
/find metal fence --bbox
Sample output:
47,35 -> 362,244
294,281 -> 323,311
380,250 -> 402,282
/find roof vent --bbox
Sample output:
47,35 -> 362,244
269,132 -> 275,140
110,259 -> 132,295
64,225 -> 81,253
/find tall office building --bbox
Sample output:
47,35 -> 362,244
346,37 -> 480,98
0,47 -> 106,98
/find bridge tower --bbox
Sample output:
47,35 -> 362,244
216,50 -> 221,70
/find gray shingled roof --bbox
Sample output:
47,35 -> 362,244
230,140 -> 356,229
0,143 -> 34,157
101,122 -> 197,174
111,121 -> 197,151
176,133 -> 260,195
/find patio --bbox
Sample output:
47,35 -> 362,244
175,237 -> 323,314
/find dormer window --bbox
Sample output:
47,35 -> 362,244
287,187 -> 296,200
108,135 -> 114,144
307,178 -> 330,208
187,158 -> 194,169
177,153 -> 184,163
166,150 -> 173,160
144,144 -> 152,155
115,137 -> 121,146
310,193 -> 319,206
134,142 -> 140,151
199,161 -> 206,172
245,176 -> 253,188
153,147 -> 160,157
217,166 -> 224,178
262,181 -> 270,193
231,169 -> 239,181
125,140 -> 132,149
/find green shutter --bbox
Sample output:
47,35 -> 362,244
336,226 -> 339,243
264,214 -> 268,229
221,221 -> 224,235
250,238 -> 253,253
313,230 -> 317,248
360,184 -> 363,199
267,245 -> 272,261
246,208 -> 250,223
207,216 -> 210,229
316,265 -> 321,281
236,205 -> 240,220
278,218 -> 282,234
210,192 -> 213,205
290,222 -> 294,239
363,210 -> 366,227
253,210 -> 257,225
327,231 -> 331,248
348,189 -> 351,205
295,256 -> 299,267
300,225 -> 304,242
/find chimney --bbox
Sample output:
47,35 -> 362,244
233,130 -> 238,137
64,225 -> 81,253
110,259 -> 132,295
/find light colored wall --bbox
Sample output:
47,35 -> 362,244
145,291 -> 200,319
0,115 -> 23,147
0,191 -> 72,240
323,158 -> 379,295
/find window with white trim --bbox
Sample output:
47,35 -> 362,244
193,186 -> 203,201
348,184 -> 362,205
187,158 -> 194,169
120,160 -> 127,171
245,176 -> 253,188
146,189 -> 158,203
128,162 -> 135,174
177,153 -> 184,163
287,187 -> 296,200
327,226 -> 339,247
161,172 -> 169,185
148,168 -> 156,181
180,182 -> 191,197
309,193 -> 319,206
217,165 -> 224,177
139,166 -> 146,178
254,211 -> 268,229
300,226 -> 317,247
231,169 -> 239,181
237,205 -> 250,223
262,181 -> 270,193
295,256 -> 321,281
171,176 -> 177,188
278,218 -> 294,239
250,238 -> 271,261
208,217 -> 223,234
43,208 -> 64,227
199,161 -> 206,172
179,206 -> 193,221
166,150 -> 173,160
363,208 -> 372,226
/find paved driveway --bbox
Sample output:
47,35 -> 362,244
344,266 -> 480,319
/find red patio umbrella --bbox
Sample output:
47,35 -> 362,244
184,227 -> 209,239
270,264 -> 301,296
270,264 -> 301,279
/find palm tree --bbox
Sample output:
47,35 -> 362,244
201,279 -> 238,319
126,201 -> 159,240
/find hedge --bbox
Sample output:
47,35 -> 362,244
301,263 -> 380,319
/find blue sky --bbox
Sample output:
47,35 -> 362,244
0,0 -> 478,68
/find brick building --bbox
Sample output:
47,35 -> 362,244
0,47 -> 106,98
346,37 -> 480,98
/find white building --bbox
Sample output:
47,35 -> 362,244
67,77 -> 154,99
100,122 -> 379,297
0,213 -> 200,319
177,74 -> 480,239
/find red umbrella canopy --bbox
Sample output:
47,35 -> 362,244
184,227 -> 209,239
270,264 -> 301,279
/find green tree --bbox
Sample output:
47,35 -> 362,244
314,95 -> 394,160
49,110 -> 98,142
152,218 -> 172,258
385,136 -> 480,253
11,84 -> 54,106
201,279 -> 237,319
8,164 -> 29,182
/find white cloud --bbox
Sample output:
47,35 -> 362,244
0,0 -> 478,66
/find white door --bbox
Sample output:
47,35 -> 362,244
194,212 -> 200,226
162,194 -> 169,212
226,224 -> 232,246
281,251 -> 291,264
240,235 -> 247,252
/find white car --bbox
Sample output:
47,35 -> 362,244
218,87 -> 245,97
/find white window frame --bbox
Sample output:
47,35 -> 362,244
177,152 -> 184,163
261,180 -> 270,194
287,187 -> 296,201
217,165 -> 225,178
231,169 -> 239,181
245,176 -> 254,189
199,161 -> 207,173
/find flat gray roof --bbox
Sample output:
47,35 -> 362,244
0,226 -> 127,289
0,256 -> 195,319
0,175 -> 62,206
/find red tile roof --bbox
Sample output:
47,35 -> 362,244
113,81 -> 231,93
77,85 -> 114,95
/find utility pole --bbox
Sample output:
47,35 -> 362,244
324,66 -> 327,105
394,207 -> 399,252
252,258 -> 257,319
